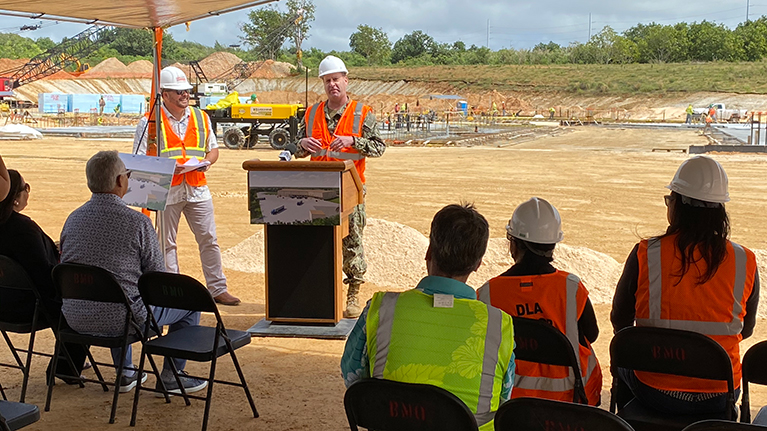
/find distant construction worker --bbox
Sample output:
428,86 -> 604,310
293,55 -> 386,318
133,66 -> 240,306
249,93 -> 259,104
708,104 -> 718,123
611,156 -> 759,415
549,107 -> 556,120
477,197 -> 602,405
703,112 -> 713,134
98,96 -> 105,116
113,103 -> 121,119
685,104 -> 694,124
341,203 -> 515,431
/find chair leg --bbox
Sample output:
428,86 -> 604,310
86,348 -> 108,392
200,356 -> 218,431
228,349 -> 258,418
18,328 -> 37,403
109,342 -> 129,424
0,382 -> 6,400
44,337 -> 63,412
165,357 -> 191,407
130,348 -> 148,427
145,354 -> 171,403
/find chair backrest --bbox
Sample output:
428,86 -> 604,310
0,256 -> 36,293
52,263 -> 131,305
512,316 -> 588,404
742,341 -> 767,386
610,327 -> 734,387
138,271 -> 218,314
494,397 -> 635,431
343,379 -> 479,431
682,419 -> 767,431
739,340 -> 767,422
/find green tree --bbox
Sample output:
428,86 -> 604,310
688,20 -> 739,61
0,33 -> 43,59
285,0 -> 315,70
109,28 -> 155,57
627,23 -> 688,63
35,37 -> 56,52
391,30 -> 435,63
241,5 -> 289,59
734,16 -> 767,61
349,24 -> 391,65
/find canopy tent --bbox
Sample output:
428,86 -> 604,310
0,0 -> 275,28
0,0 -> 279,255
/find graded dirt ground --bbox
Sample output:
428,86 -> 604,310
2,126 -> 767,430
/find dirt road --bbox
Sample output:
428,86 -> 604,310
2,125 -> 766,430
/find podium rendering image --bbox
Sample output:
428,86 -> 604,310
242,159 -> 363,328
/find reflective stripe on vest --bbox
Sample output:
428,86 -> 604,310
305,103 -> 321,139
636,238 -> 747,336
157,107 -> 208,159
509,274 -> 597,392
313,149 -> 365,160
306,101 -> 365,139
371,291 -> 503,427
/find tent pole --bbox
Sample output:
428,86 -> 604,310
151,27 -> 167,263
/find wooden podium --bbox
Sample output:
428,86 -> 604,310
242,159 -> 363,326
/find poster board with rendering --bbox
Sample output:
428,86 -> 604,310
248,170 -> 341,226
118,153 -> 176,211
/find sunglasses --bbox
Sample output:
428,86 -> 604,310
664,195 -> 674,207
22,183 -> 30,193
165,89 -> 190,96
122,170 -> 132,179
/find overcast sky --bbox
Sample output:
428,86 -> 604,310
0,1 -> 762,54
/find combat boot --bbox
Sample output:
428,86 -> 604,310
344,283 -> 362,318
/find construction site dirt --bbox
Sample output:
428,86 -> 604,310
2,126 -> 767,430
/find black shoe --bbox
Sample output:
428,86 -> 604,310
119,372 -> 148,393
155,370 -> 208,397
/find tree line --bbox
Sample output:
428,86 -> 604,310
3,11 -> 767,72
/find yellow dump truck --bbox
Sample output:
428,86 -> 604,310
205,103 -> 306,150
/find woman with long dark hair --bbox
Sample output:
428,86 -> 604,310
477,197 -> 602,405
611,156 -> 759,414
0,170 -> 86,383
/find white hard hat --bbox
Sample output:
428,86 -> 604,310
160,66 -> 193,90
506,197 -> 564,244
318,55 -> 348,78
666,156 -> 729,203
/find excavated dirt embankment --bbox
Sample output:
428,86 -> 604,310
223,218 -> 767,318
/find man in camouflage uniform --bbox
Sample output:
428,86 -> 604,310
293,55 -> 386,318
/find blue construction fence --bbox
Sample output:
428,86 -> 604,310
39,93 -> 147,114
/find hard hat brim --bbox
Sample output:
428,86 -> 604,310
161,83 -> 193,91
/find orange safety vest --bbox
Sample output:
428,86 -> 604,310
478,271 -> 602,405
145,107 -> 210,187
305,100 -> 371,183
635,235 -> 757,392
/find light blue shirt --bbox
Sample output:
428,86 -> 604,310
340,275 -> 516,401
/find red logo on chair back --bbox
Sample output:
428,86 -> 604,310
516,336 -> 539,351
389,400 -> 426,421
544,420 -> 585,431
651,345 -> 686,361
73,273 -> 94,285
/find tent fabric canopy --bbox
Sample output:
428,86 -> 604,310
0,0 -> 275,29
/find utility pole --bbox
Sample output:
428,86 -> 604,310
588,13 -> 592,41
747,0 -> 750,22
486,19 -> 490,48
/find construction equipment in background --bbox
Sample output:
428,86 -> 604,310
205,101 -> 305,150
0,25 -> 113,107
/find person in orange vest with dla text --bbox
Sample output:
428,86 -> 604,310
292,55 -> 386,318
611,155 -> 759,414
477,197 -> 602,405
133,66 -> 240,306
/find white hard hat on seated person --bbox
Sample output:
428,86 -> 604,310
160,66 -> 193,91
506,197 -> 564,244
318,55 -> 348,77
667,155 -> 729,203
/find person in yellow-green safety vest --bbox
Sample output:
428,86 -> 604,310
341,203 -> 515,430
685,104 -> 694,124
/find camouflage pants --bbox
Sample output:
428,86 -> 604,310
343,202 -> 367,285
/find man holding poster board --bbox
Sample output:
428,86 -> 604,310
133,66 -> 240,306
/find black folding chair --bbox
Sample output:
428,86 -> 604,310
0,400 -> 40,431
46,263 -> 162,424
344,379 -> 479,431
0,256 -> 54,402
683,420 -> 767,431
511,316 -> 588,404
494,397 -> 634,431
130,271 -> 258,431
609,327 -> 736,431
740,341 -> 767,424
